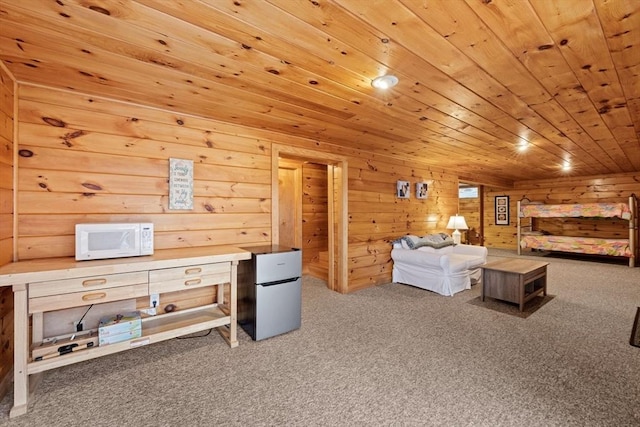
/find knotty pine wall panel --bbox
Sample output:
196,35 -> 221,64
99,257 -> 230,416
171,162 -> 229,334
459,198 -> 480,228
483,172 -> 640,250
459,195 -> 481,242
0,64 -> 14,400
15,84 -> 460,293
348,159 -> 458,290
301,163 -> 328,269
16,85 -> 272,260
0,66 -> 13,266
483,187 -> 518,249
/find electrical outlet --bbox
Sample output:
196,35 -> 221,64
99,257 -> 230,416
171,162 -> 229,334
150,293 -> 160,309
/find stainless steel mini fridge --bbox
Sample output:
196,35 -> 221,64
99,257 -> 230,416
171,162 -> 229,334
238,245 -> 302,340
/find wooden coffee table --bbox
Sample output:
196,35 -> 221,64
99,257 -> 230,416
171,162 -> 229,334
481,258 -> 549,312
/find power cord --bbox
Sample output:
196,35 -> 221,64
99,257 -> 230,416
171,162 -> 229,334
176,329 -> 212,339
76,304 -> 93,331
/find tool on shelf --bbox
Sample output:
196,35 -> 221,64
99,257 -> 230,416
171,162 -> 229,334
34,342 -> 95,361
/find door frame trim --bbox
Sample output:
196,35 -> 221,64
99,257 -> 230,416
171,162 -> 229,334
271,144 -> 348,293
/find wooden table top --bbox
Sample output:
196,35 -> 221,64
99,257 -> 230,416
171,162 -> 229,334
481,257 -> 549,274
0,245 -> 251,285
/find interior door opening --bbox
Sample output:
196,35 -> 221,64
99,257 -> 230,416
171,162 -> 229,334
272,145 -> 347,293
278,161 -> 329,280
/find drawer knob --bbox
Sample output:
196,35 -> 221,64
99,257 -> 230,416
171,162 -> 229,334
185,268 -> 202,275
82,292 -> 107,301
184,279 -> 202,286
82,278 -> 107,287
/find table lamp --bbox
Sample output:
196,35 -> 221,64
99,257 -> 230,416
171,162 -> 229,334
446,214 -> 468,245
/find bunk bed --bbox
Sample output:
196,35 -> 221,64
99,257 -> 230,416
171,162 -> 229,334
517,195 -> 638,267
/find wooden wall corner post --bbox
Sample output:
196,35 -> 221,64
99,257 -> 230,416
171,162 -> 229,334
517,200 -> 522,256
229,260 -> 238,348
10,282 -> 28,418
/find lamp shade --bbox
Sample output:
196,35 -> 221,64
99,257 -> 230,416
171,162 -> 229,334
446,214 -> 468,245
446,215 -> 468,231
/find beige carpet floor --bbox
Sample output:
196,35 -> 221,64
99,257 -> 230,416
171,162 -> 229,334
467,294 -> 555,319
0,248 -> 639,426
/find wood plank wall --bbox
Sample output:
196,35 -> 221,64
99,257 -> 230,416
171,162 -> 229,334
301,162 -> 328,275
348,170 -> 456,291
0,65 -> 13,264
483,172 -> 640,250
17,86 -> 273,259
0,64 -> 15,400
15,84 -> 460,291
459,194 -> 480,243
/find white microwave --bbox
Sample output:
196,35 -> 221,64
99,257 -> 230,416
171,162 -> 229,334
75,223 -> 154,261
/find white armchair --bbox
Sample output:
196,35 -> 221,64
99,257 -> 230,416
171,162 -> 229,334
391,235 -> 487,296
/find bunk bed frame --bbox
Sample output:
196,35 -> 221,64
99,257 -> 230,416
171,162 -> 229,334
517,195 -> 638,267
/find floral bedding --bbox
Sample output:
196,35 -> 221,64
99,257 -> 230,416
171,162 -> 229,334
520,235 -> 632,257
520,203 -> 631,219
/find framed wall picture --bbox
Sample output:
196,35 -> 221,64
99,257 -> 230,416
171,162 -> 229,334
396,180 -> 410,198
416,182 -> 428,199
495,195 -> 510,225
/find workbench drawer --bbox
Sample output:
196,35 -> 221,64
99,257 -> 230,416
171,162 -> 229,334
29,283 -> 149,313
28,271 -> 149,298
149,262 -> 231,294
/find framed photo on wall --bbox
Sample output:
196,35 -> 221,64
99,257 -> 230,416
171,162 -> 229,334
397,180 -> 410,198
416,182 -> 428,199
495,195 -> 510,225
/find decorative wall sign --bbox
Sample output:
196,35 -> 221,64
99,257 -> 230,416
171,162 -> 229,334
416,182 -> 429,199
169,158 -> 194,210
396,180 -> 410,198
495,195 -> 510,225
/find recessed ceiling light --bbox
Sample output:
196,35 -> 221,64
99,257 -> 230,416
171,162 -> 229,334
517,141 -> 529,152
371,75 -> 399,89
562,161 -> 571,171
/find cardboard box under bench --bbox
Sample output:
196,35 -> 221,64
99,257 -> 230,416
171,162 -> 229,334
98,311 -> 142,345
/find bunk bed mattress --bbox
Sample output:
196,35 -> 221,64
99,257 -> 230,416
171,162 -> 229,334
520,203 -> 631,219
520,235 -> 632,257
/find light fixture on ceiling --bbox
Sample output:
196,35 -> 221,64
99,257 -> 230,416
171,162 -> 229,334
517,141 -> 529,152
371,75 -> 399,89
562,160 -> 571,171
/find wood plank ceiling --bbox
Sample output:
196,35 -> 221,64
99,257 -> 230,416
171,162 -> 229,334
1,0 -> 639,186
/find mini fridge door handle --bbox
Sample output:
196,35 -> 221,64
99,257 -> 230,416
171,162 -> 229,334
258,277 -> 300,287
